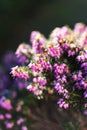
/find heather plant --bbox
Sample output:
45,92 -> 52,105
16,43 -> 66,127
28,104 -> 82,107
11,23 -> 87,114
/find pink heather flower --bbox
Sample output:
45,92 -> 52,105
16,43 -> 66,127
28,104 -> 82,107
54,81 -> 69,99
29,63 -> 43,73
16,43 -> 31,56
17,118 -> 25,125
76,31 -> 87,48
11,66 -> 29,80
0,114 -> 4,120
47,45 -> 62,59
61,42 -> 69,50
21,126 -> 28,130
80,80 -> 87,90
5,121 -> 14,129
30,31 -> 46,53
27,84 -> 43,96
50,27 -> 61,38
16,105 -> 22,112
53,63 -> 69,77
67,49 -> 76,56
29,53 -> 52,73
57,98 -> 69,109
0,99 -> 12,111
74,23 -> 86,35
77,55 -> 85,62
5,113 -> 12,119
61,75 -> 67,83
33,76 -> 47,86
60,26 -> 70,36
29,58 -> 52,75
16,43 -> 32,64
84,91 -> 87,98
36,55 -> 52,71
50,26 -> 70,39
63,102 -> 69,109
12,91 -> 17,98
54,82 -> 64,93
72,71 -> 82,81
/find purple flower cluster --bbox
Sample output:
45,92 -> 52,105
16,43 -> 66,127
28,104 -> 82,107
30,31 -> 46,53
0,52 -> 31,129
16,43 -> 32,65
11,23 -> 87,112
27,76 -> 47,97
0,96 -> 29,130
28,54 -> 52,75
11,66 -> 30,80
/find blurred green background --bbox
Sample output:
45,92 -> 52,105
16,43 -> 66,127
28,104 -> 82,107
0,0 -> 87,56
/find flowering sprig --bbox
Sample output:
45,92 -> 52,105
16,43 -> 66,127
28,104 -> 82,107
15,43 -> 32,65
11,66 -> 30,80
11,23 -> 87,112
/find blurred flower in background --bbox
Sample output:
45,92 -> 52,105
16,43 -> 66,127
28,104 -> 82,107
0,51 -> 34,130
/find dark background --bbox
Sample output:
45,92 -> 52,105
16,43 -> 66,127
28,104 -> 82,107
0,0 -> 87,56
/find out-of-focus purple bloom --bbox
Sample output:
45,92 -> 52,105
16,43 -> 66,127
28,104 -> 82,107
74,23 -> 86,35
81,62 -> 87,68
0,114 -> 4,120
2,51 -> 20,70
84,110 -> 87,115
5,113 -> 12,119
16,105 -> 22,112
0,99 -> 13,111
0,69 -> 9,91
5,121 -> 14,129
21,126 -> 28,130
84,91 -> 87,98
16,118 -> 25,125
14,79 -> 29,89
50,26 -> 70,39
78,32 -> 87,46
